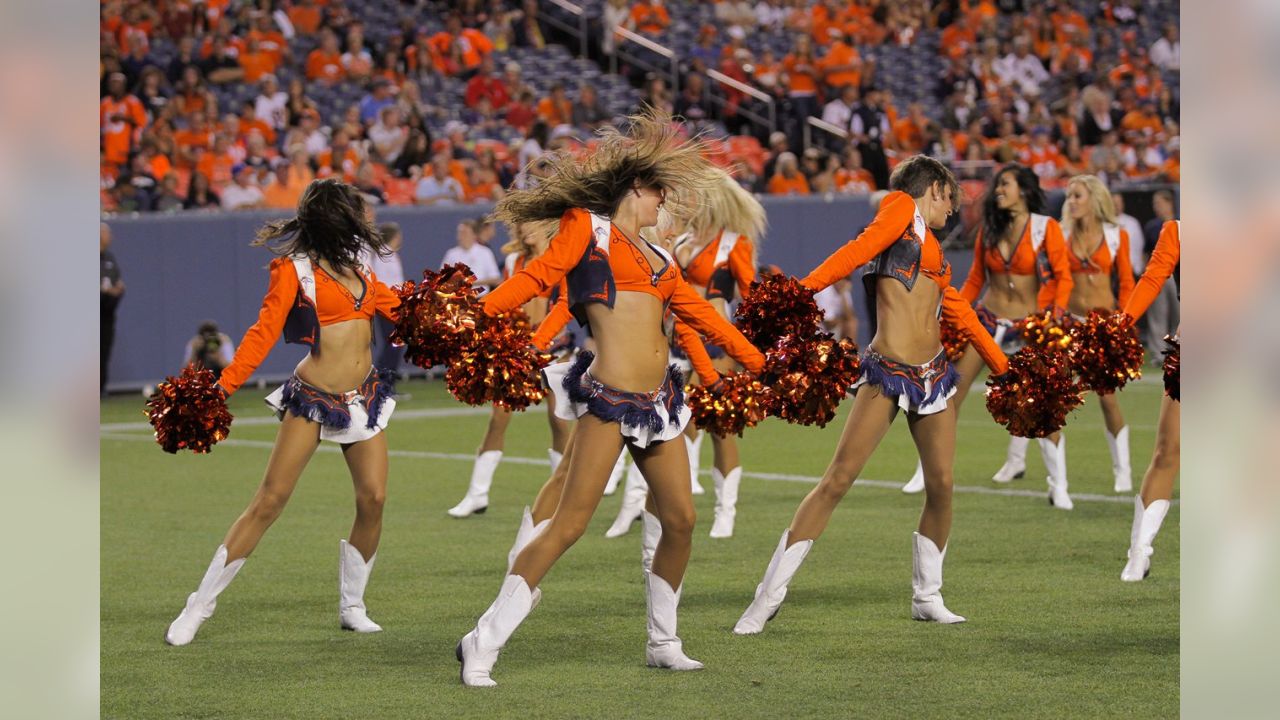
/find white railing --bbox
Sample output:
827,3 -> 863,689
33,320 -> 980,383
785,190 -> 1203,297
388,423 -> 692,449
540,0 -> 589,59
610,26 -> 681,95
706,68 -> 777,134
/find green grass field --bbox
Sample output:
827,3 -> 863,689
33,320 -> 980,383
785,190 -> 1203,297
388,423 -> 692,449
101,374 -> 1178,719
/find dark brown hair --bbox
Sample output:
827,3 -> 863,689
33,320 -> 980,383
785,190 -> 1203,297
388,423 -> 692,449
888,155 -> 961,208
253,179 -> 387,270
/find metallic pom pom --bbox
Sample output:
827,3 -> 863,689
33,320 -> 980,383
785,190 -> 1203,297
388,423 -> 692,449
985,345 -> 1084,438
764,333 -> 862,428
445,311 -> 552,411
734,274 -> 823,350
1018,310 -> 1074,355
145,365 -> 233,454
1162,335 -> 1180,402
939,320 -> 969,363
1067,309 -> 1145,394
686,371 -> 773,437
390,264 -> 483,370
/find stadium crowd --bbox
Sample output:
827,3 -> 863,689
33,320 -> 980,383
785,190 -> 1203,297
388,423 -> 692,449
101,0 -> 1178,212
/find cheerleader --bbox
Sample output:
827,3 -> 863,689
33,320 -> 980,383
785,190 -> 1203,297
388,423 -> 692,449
165,180 -> 400,645
447,222 -> 575,518
1119,220 -> 1179,581
455,115 -> 765,686
900,164 -> 1073,496
734,156 -> 1007,635
1054,174 -> 1137,508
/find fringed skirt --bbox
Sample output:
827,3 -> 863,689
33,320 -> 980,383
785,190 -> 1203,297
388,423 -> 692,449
265,367 -> 396,443
543,351 -> 690,448
854,348 -> 959,416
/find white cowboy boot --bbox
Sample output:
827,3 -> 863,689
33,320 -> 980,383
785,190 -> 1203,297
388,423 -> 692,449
902,460 -> 925,494
710,467 -> 742,537
910,532 -> 966,624
644,573 -> 703,671
641,510 -> 661,575
734,530 -> 813,635
457,575 -> 535,687
338,539 -> 382,632
165,545 -> 246,646
605,461 -> 647,538
1121,496 -> 1171,581
1106,426 -> 1133,493
1039,435 -> 1073,510
448,450 -> 502,517
686,432 -> 706,495
505,507 -> 547,608
992,436 -> 1029,483
603,450 -> 626,496
548,448 -> 564,476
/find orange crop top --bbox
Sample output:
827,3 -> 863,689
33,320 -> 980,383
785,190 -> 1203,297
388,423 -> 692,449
219,255 -> 400,395
483,208 -> 765,373
802,191 -> 1008,374
1065,224 -> 1136,307
677,229 -> 757,301
958,215 -> 1073,310
1123,220 -> 1179,321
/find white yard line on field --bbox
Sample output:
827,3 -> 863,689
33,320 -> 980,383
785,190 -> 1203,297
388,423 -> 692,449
100,433 -> 1152,505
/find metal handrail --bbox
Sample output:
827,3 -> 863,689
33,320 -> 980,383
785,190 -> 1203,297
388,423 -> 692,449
540,0 -> 589,59
609,26 -> 680,95
803,115 -> 849,150
706,68 -> 777,134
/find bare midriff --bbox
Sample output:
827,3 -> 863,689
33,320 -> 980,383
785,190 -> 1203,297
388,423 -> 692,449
1068,271 -> 1116,315
982,272 -> 1040,318
866,275 -> 944,365
584,292 -> 672,393
294,317 -> 376,392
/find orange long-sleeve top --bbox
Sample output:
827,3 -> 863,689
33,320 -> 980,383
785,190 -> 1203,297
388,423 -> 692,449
218,256 -> 400,395
1065,225 -> 1137,308
482,208 -> 765,374
1123,220 -> 1179,321
958,216 -> 1073,310
802,191 -> 1008,374
679,229 -> 757,301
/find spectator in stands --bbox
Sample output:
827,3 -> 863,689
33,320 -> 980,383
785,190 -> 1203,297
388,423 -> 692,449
284,77 -> 318,127
809,151 -> 840,194
849,87 -> 891,189
197,132 -> 236,189
221,164 -> 265,210
167,35 -> 200,86
766,152 -> 810,195
820,29 -> 863,93
1112,192 -> 1146,274
717,0 -> 757,29
134,67 -> 170,121
153,173 -> 185,213
673,73 -> 712,126
512,0 -> 548,49
369,106 -> 409,165
239,102 -> 276,146
1080,85 -> 1122,146
996,36 -> 1049,97
760,130 -> 790,183
100,72 -> 147,170
731,157 -> 759,191
354,163 -> 386,206
572,82 -> 610,130
100,223 -> 124,392
318,129 -> 361,182
394,129 -> 433,178
537,82 -> 574,126
504,88 -> 537,132
478,145 -> 515,189
287,0 -> 324,36
183,171 -> 220,210
263,156 -> 307,210
466,163 -> 504,203
443,218 -> 502,287
359,78 -> 397,126
687,25 -> 720,74
835,145 -> 876,193
637,75 -> 673,115
342,24 -> 375,81
1149,23 -> 1179,71
183,321 -> 236,379
255,74 -> 289,131
601,0 -> 634,57
431,13 -> 495,77
517,120 -> 549,179
783,34 -> 821,131
631,0 -> 672,37
200,35 -> 244,85
416,153 -> 465,205
306,29 -> 346,84
238,38 -> 277,85
1139,188 -> 1178,350
465,55 -> 510,109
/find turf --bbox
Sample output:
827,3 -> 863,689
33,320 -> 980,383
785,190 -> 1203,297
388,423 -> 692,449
101,374 -> 1178,719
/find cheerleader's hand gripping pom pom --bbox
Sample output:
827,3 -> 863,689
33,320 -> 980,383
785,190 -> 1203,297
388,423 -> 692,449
445,311 -> 552,411
1018,309 -> 1074,355
146,364 -> 234,454
734,274 -> 823,349
985,345 -> 1083,438
939,319 -> 968,363
391,263 -> 483,370
1067,309 -> 1145,394
686,371 -> 774,437
764,333 -> 861,428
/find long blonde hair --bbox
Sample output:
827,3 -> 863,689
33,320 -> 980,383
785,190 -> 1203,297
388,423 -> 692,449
688,168 -> 767,245
492,109 -> 721,227
499,219 -> 558,257
1060,174 -> 1117,238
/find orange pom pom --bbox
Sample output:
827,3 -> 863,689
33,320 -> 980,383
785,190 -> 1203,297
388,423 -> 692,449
985,345 -> 1083,438
445,311 -> 552,411
391,264 -> 483,370
145,365 -> 233,454
686,371 -> 773,437
1067,310 -> 1144,394
764,333 -> 861,428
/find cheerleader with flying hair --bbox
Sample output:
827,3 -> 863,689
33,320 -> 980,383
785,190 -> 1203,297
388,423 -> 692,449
455,113 -> 765,686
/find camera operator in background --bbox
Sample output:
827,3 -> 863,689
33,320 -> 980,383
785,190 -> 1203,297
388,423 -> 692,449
183,321 -> 236,379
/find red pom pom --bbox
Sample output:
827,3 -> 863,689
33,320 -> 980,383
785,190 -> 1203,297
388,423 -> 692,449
145,365 -> 233,454
734,274 -> 823,349
985,345 -> 1083,438
1018,310 -> 1074,355
939,320 -> 968,363
686,372 -> 774,437
764,333 -> 862,428
445,311 -> 552,411
391,264 -> 483,369
1067,310 -> 1145,394
1162,335 -> 1179,402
